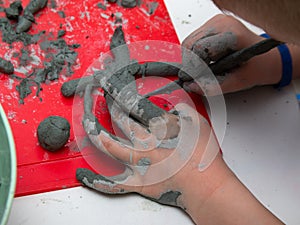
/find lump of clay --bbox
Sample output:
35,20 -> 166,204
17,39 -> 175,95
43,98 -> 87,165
0,57 -> 14,74
121,0 -> 137,8
16,11 -> 35,33
26,0 -> 48,14
16,0 -> 48,33
5,1 -> 23,20
37,116 -> 70,152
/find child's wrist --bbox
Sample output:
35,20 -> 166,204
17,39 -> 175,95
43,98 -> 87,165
260,33 -> 293,89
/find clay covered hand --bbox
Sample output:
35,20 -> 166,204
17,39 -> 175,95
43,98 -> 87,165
181,14 -> 282,95
76,101 -> 223,211
75,25 -> 226,218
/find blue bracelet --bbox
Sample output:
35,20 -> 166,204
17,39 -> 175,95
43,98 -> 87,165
260,33 -> 293,89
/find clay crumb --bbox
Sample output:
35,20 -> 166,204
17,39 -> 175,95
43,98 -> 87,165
50,0 -> 57,9
5,1 -> 23,20
147,2 -> 158,15
58,10 -> 66,18
0,57 -> 14,74
121,0 -> 137,8
57,29 -> 66,38
97,2 -> 107,10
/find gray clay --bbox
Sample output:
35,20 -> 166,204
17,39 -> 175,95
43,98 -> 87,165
147,2 -> 158,15
105,68 -> 165,126
60,62 -> 180,97
0,17 -> 37,45
16,12 -> 35,33
0,57 -> 14,74
19,49 -> 32,67
33,68 -> 50,83
152,190 -> 181,207
62,27 -> 167,127
15,0 -> 48,33
109,26 -> 130,64
50,0 -> 57,9
37,116 -> 70,152
26,0 -> 48,14
16,78 -> 32,104
61,76 -> 94,97
83,85 -> 102,135
76,168 -> 114,185
136,157 -> 151,175
57,10 -> 66,18
83,84 -> 119,139
121,0 -> 137,8
23,38 -> 79,101
10,1 -> 23,13
5,1 -> 23,20
97,2 -> 107,10
0,2 -> 79,104
57,29 -> 66,38
106,26 -> 166,126
139,62 -> 180,77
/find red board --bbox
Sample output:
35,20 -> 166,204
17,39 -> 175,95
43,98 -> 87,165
0,0 -> 208,197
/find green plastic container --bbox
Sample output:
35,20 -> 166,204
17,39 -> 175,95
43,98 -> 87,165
0,104 -> 16,225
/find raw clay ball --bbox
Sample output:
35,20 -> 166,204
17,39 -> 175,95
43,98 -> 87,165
37,116 -> 70,152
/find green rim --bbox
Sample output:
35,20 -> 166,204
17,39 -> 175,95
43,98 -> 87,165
0,104 -> 16,225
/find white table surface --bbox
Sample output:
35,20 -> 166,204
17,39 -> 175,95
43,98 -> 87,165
7,0 -> 300,224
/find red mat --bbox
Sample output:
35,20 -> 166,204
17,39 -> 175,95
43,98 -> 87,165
0,0 -> 208,197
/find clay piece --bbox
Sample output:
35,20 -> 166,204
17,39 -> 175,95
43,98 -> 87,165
26,0 -> 48,14
16,11 -> 35,33
0,17 -> 38,46
57,29 -> 66,38
121,0 -> 137,8
96,2 -> 107,10
50,0 -> 57,9
147,2 -> 158,15
0,57 -> 14,74
148,190 -> 182,207
37,116 -> 70,152
76,168 -> 115,186
60,62 -> 180,97
4,1 -> 23,20
16,78 -> 35,104
57,10 -> 66,18
16,0 -> 48,33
